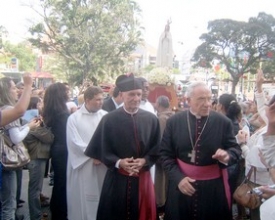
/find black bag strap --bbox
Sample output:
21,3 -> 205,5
246,166 -> 256,182
253,166 -> 256,183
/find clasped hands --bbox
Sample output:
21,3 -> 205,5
119,157 -> 146,176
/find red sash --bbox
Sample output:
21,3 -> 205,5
177,159 -> 231,209
118,169 -> 156,220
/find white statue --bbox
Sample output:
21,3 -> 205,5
156,19 -> 174,68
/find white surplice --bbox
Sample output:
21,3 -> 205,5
66,105 -> 107,220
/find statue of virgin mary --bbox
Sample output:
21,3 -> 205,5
156,19 -> 174,68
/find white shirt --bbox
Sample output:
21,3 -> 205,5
111,97 -> 120,109
66,105 -> 107,220
139,100 -> 156,115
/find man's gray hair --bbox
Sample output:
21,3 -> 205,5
185,81 -> 209,98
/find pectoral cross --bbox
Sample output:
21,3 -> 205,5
188,150 -> 196,163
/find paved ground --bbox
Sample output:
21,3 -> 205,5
16,169 -> 249,220
16,169 -> 52,220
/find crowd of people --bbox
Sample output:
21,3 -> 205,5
0,69 -> 275,220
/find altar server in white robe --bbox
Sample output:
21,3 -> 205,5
66,86 -> 107,220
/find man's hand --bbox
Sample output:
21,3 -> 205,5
131,158 -> 146,172
119,157 -> 146,176
178,177 -> 196,196
93,159 -> 102,165
212,148 -> 230,164
119,157 -> 137,175
236,130 -> 248,145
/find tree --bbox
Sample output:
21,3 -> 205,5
0,26 -> 8,50
261,52 -> 275,81
0,41 -> 36,71
192,12 -> 275,94
40,53 -> 70,82
27,0 -> 143,84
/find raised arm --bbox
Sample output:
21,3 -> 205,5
1,73 -> 32,126
255,69 -> 268,124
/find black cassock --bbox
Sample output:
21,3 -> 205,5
160,110 -> 241,220
85,107 -> 161,220
102,97 -> 116,112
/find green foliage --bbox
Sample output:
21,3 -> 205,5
39,54 -> 69,82
0,41 -> 36,71
0,26 -> 9,49
172,68 -> 180,74
262,57 -> 275,80
143,64 -> 155,73
28,0 -> 143,84
192,12 -> 275,93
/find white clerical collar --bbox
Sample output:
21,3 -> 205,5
189,109 -> 201,119
123,106 -> 139,115
141,99 -> 148,104
111,97 -> 120,109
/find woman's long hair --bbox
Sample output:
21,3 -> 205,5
42,83 -> 68,127
218,94 -> 241,121
0,77 -> 16,107
28,96 -> 40,110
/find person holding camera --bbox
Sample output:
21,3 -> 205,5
0,73 -> 33,127
258,95 -> 275,220
0,77 -> 40,220
23,96 -> 54,220
236,70 -> 274,220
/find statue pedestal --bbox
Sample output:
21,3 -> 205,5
148,84 -> 178,109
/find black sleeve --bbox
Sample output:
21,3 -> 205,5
222,119 -> 242,166
160,118 -> 185,185
143,117 -> 161,170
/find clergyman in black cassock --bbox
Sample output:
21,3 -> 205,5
85,74 -> 161,220
160,82 -> 241,220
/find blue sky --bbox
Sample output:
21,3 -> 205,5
1,0 -> 275,57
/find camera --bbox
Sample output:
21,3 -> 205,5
250,184 -> 275,195
252,187 -> 263,195
35,117 -> 44,127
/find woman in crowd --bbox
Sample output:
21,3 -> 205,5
0,77 -> 39,220
23,96 -> 54,220
0,73 -> 33,127
217,93 -> 245,219
236,70 -> 274,220
42,83 -> 70,220
236,113 -> 270,220
218,93 -> 242,135
257,96 -> 275,220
